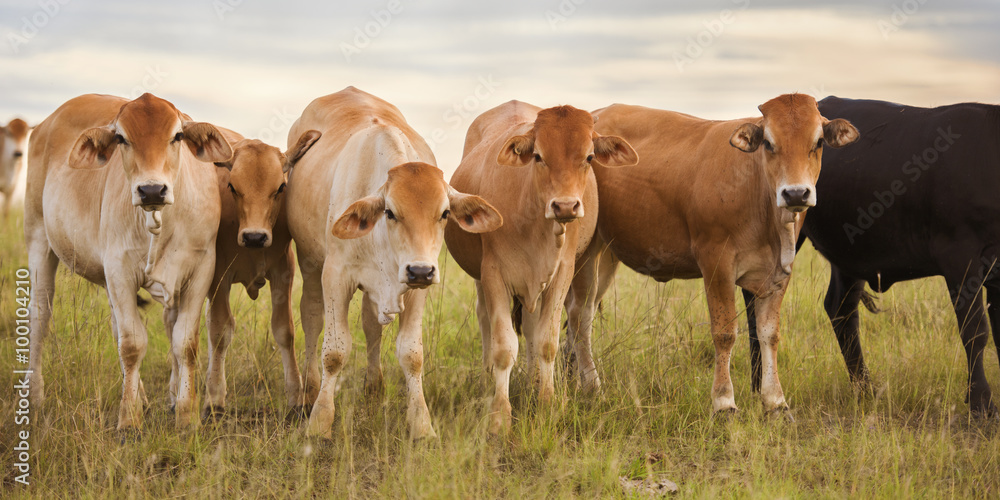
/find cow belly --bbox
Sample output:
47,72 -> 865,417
612,242 -> 701,281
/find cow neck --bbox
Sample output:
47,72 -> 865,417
747,149 -> 799,280
141,157 -> 198,308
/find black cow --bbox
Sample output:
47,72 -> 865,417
746,96 -> 1000,416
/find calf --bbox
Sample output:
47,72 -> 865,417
163,133 -> 321,419
445,101 -> 638,433
1,118 -> 30,218
26,93 -> 232,429
749,96 -> 1000,416
286,87 -> 501,439
566,95 -> 858,414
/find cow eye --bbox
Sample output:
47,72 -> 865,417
13,151 -> 23,158
385,209 -> 396,221
227,183 -> 236,195
815,138 -> 824,150
441,209 -> 450,220
172,132 -> 184,143
763,140 -> 774,153
586,154 -> 594,163
276,182 -> 286,195
114,134 -> 127,146
534,153 -> 542,163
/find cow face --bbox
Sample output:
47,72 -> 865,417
217,131 -> 321,248
729,94 -> 859,212
332,162 -> 502,289
0,118 -> 30,193
68,93 -> 233,210
496,105 -> 637,222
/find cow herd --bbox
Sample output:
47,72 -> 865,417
15,86 -> 1000,440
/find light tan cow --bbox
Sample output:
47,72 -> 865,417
1,118 -> 30,218
163,133 -> 321,419
26,93 -> 232,430
285,87 -> 501,439
445,101 -> 638,433
564,95 -> 859,414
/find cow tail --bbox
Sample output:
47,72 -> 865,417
511,298 -> 523,336
860,289 -> 880,314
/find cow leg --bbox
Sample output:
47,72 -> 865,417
565,239 -> 618,394
480,265 -> 519,434
751,283 -> 790,412
744,289 -> 762,393
360,292 -> 384,398
203,281 -> 233,416
397,289 -> 437,440
525,262 -> 576,403
985,284 -> 1000,410
299,262 -> 324,409
475,280 -> 492,371
945,272 -> 996,415
305,261 -> 353,438
700,256 -> 738,413
269,251 -> 303,409
169,284 -> 211,430
162,304 -> 179,409
824,266 -> 871,390
105,273 -> 149,430
110,303 -> 147,409
27,244 -> 58,406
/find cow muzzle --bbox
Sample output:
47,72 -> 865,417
134,182 -> 173,209
400,261 -> 439,289
546,197 -> 583,222
239,229 -> 272,248
777,185 -> 815,212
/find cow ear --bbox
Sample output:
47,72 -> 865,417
592,135 -> 638,167
332,195 -> 385,239
448,188 -> 503,233
730,122 -> 764,153
284,130 -> 322,173
496,133 -> 535,167
182,121 -> 234,163
69,126 -> 118,169
823,118 -> 860,148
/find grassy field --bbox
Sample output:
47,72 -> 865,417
1,208 -> 999,499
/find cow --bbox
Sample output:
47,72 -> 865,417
748,96 -> 1000,417
26,93 -> 232,430
445,101 -> 639,434
1,118 -> 31,218
163,133 -> 321,420
285,87 -> 502,439
564,94 -> 859,415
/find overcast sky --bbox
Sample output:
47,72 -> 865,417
2,0 -> 999,174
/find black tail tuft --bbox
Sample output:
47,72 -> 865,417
511,298 -> 523,336
860,290 -> 880,314
136,294 -> 152,309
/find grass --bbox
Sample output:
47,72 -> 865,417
1,208 -> 999,499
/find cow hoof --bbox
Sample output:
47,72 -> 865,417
201,405 -> 226,422
713,407 -> 739,422
168,403 -> 175,415
766,406 -> 794,422
970,403 -> 999,421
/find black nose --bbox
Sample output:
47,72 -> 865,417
781,187 -> 811,208
406,265 -> 435,286
242,232 -> 268,248
12,151 -> 23,158
137,184 -> 168,205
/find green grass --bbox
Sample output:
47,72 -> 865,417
2,208 -> 999,498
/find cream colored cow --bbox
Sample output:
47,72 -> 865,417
26,93 -> 232,430
285,87 -> 501,439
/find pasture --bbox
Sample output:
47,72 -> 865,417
1,207 -> 999,498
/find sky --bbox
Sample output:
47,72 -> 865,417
2,0 -> 999,176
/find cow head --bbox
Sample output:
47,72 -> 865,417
729,93 -> 859,212
1,118 -> 30,193
68,93 -> 233,211
217,131 -> 321,248
332,162 -> 502,289
496,105 -> 637,222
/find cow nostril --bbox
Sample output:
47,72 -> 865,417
242,232 -> 268,248
137,184 -> 167,204
572,201 -> 581,213
159,185 -> 168,197
406,265 -> 435,283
